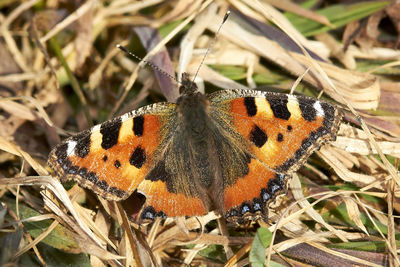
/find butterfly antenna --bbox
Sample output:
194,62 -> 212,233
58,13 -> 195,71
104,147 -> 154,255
116,44 -> 179,84
192,11 -> 230,83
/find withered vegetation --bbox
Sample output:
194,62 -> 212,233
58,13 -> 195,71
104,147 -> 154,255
0,1 -> 399,266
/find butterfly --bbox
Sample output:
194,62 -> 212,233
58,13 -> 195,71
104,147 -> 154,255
48,73 -> 342,223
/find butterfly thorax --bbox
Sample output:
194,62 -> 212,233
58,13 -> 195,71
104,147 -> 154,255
176,91 -> 210,141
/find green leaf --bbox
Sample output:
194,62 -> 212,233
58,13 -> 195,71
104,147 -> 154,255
356,60 -> 400,75
324,202 -> 400,241
19,243 -> 91,267
158,19 -> 188,38
287,1 -> 390,36
212,65 -> 247,80
7,201 -> 80,252
198,244 -> 226,263
328,240 -> 400,253
250,227 -> 272,267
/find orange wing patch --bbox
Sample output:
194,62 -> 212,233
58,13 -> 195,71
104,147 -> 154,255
137,179 -> 207,220
48,108 -> 174,201
229,93 -> 341,174
224,158 -> 288,222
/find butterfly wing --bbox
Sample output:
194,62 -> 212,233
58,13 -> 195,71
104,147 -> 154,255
48,103 -> 176,201
49,101 -> 209,219
209,89 -> 342,221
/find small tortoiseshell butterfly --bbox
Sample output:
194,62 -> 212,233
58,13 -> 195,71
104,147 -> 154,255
48,73 -> 342,223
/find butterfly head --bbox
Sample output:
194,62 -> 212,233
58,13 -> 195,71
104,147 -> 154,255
179,73 -> 199,96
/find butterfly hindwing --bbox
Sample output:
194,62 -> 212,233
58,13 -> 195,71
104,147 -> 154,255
223,158 -> 290,222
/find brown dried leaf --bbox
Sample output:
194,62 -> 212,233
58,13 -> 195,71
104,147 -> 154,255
0,42 -> 22,95
267,0 -> 332,26
343,20 -> 362,52
75,2 -> 94,69
178,3 -> 218,79
378,81 -> 400,116
315,32 -> 356,69
281,243 -> 388,266
361,113 -> 400,138
342,196 -> 368,234
154,0 -> 203,26
135,26 -> 176,102
358,11 -> 383,50
385,3 -> 400,47
342,11 -> 384,51
208,12 -> 380,109
0,99 -> 36,121
335,136 -> 400,158
30,9 -> 66,33
0,137 -> 47,176
318,146 -> 377,185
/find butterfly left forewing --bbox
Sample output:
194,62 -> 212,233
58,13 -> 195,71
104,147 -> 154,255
48,103 -> 176,201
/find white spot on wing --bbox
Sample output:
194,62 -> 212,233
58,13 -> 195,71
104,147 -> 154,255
314,101 -> 324,117
92,125 -> 101,132
121,113 -> 129,121
287,94 -> 297,102
67,141 -> 77,156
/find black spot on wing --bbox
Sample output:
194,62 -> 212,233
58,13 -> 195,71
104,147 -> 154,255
287,125 -> 292,132
74,132 -> 91,158
250,125 -> 268,148
260,188 -> 271,203
140,206 -> 157,221
66,165 -> 78,175
298,98 -> 317,122
266,95 -> 291,120
244,97 -> 257,117
133,116 -> 144,137
129,146 -> 146,168
61,158 -> 71,171
252,198 -> 263,213
140,206 -> 166,221
78,167 -> 87,177
100,117 -> 122,150
267,174 -> 285,195
239,202 -> 252,216
277,133 -> 283,142
114,160 -> 121,168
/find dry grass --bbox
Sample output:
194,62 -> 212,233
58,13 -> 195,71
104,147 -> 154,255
0,0 -> 399,266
